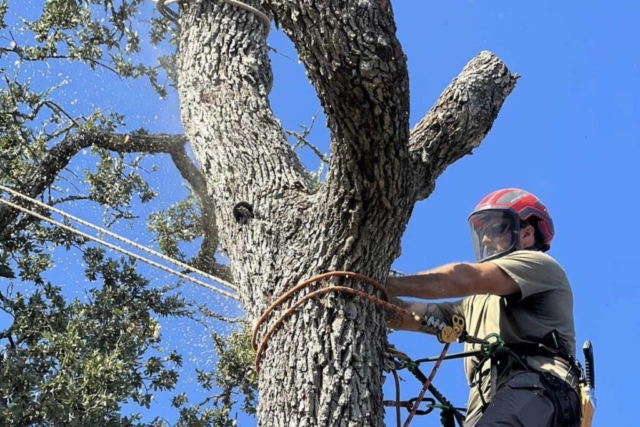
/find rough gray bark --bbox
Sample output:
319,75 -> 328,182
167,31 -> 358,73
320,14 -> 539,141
175,1 -> 518,426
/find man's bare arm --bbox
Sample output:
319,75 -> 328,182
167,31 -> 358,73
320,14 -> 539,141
386,262 -> 519,300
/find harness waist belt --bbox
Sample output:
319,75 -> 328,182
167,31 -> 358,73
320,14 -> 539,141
505,342 -> 582,388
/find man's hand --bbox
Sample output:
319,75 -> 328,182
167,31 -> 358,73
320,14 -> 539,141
385,296 -> 427,332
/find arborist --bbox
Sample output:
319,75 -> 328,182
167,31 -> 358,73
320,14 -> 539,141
385,188 -> 582,426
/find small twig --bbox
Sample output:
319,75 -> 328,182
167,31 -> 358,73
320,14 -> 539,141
299,113 -> 318,139
197,304 -> 243,324
45,124 -> 76,142
267,45 -> 296,61
54,173 -> 84,195
2,42 -> 119,75
51,194 -> 95,206
42,100 -> 81,128
285,113 -> 328,165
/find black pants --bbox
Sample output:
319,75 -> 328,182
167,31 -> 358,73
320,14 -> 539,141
470,371 -> 581,427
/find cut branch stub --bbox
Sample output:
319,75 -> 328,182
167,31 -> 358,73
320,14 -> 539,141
408,50 -> 519,200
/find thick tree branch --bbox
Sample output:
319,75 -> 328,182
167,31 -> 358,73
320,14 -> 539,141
0,128 -> 231,281
29,132 -> 187,198
267,0 -> 411,205
0,132 -> 186,234
169,148 -> 233,283
408,51 -> 519,200
178,0 -> 308,199
262,1 -> 415,289
177,1 -> 315,310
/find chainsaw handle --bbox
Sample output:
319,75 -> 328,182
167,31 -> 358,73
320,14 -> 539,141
582,340 -> 595,390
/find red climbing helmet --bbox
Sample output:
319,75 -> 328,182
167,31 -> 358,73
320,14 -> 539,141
468,188 -> 555,262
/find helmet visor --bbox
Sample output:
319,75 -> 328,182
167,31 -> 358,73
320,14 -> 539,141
469,210 -> 519,262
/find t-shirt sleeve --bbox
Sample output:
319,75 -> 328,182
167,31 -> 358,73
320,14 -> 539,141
488,250 -> 566,300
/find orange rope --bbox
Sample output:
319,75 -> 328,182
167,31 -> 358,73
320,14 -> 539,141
253,285 -> 408,372
252,271 -> 392,351
403,343 -> 450,427
252,271 -> 451,427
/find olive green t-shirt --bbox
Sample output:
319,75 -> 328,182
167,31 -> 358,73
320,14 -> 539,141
435,250 -> 578,422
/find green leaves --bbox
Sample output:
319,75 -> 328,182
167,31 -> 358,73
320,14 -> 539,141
147,193 -> 202,261
85,147 -> 158,224
168,323 -> 258,426
210,324 -> 258,416
0,1 -> 257,425
1,0 -> 177,101
0,250 -> 190,426
0,1 -> 7,30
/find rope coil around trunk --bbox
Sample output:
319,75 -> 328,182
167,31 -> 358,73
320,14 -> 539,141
252,270 -> 451,427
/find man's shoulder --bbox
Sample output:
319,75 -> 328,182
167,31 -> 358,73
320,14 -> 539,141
497,249 -> 563,268
492,250 -> 570,289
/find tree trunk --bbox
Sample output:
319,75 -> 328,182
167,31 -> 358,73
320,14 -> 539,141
176,1 -> 518,426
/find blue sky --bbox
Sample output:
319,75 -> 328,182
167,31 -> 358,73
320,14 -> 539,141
4,0 -> 640,425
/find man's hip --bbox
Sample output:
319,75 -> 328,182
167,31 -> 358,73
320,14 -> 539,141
468,371 -> 581,427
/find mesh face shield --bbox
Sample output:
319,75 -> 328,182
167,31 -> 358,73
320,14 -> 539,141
468,209 -> 519,262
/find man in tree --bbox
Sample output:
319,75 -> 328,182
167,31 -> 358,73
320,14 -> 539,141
386,188 -> 582,426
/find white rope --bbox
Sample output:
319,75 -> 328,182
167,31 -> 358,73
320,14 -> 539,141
0,184 -> 237,292
0,197 -> 238,301
150,0 -> 271,37
222,0 -> 271,37
155,0 -> 180,24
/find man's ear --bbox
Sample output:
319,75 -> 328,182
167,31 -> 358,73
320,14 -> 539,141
521,224 -> 536,247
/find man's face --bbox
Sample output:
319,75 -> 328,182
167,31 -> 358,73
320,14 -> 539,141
480,221 -> 513,256
469,210 -> 518,262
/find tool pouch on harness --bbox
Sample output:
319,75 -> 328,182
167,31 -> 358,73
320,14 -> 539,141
501,341 -> 583,427
539,371 -> 582,427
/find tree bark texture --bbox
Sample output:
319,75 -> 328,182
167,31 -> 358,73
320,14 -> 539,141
176,1 -> 518,426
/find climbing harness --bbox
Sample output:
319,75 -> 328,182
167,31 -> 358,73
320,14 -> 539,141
386,331 -> 597,427
386,345 -> 467,427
